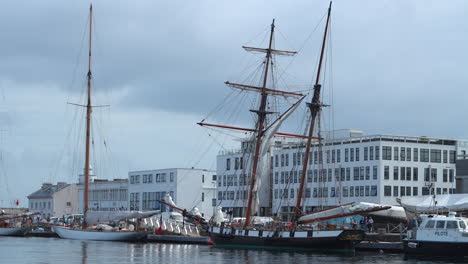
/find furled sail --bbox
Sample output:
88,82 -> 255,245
213,206 -> 224,225
164,193 -> 177,207
250,96 -> 306,215
85,210 -> 160,225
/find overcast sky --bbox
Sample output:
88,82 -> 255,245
1,0 -> 468,207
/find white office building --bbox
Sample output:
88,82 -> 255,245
216,129 -> 468,220
128,168 -> 216,218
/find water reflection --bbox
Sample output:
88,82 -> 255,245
0,237 -> 462,264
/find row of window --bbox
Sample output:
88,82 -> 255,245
273,185 -> 379,199
382,166 -> 454,182
225,146 -> 457,170
89,189 -> 127,201
226,157 -> 244,171
30,201 -> 51,210
130,173 -> 175,184
382,147 -> 456,163
140,191 -> 174,210
273,166 -> 378,184
383,185 -> 456,197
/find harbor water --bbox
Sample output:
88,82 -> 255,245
0,236 -> 461,264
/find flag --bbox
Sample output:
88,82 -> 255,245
156,226 -> 163,234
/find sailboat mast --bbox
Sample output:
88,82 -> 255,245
244,19 -> 275,227
83,4 -> 93,222
293,1 -> 332,223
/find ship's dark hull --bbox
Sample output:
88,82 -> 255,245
209,228 -> 364,253
404,240 -> 468,259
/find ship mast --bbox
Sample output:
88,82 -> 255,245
244,19 -> 275,228
83,4 -> 93,226
293,1 -> 332,223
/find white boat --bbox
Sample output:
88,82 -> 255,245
53,226 -> 148,241
0,227 -> 30,236
404,212 -> 468,259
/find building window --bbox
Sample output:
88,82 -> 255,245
449,169 -> 454,182
430,150 -> 442,163
413,168 -> 418,181
130,176 -> 134,184
360,186 -> 364,196
384,166 -> 389,180
431,168 -> 437,182
226,158 -> 231,170
161,173 -> 166,182
449,151 -> 456,163
156,174 -> 160,182
355,148 -> 360,161
66,202 -> 71,206
393,166 -> 399,180
400,186 -> 406,196
364,147 -> 368,161
371,186 -> 378,196
170,172 -> 175,182
393,186 -> 399,196
350,148 -> 355,162
353,167 -> 359,181
350,186 -> 354,197
422,187 -> 430,195
365,166 -> 370,180
406,167 -> 411,181
443,150 -> 448,163
345,149 -> 349,162
424,168 -> 430,182
443,169 -> 448,182
148,174 -> 153,183
346,168 -> 351,181
382,146 -> 392,160
394,147 -> 399,161
275,155 -> 279,167
400,147 -> 406,161
384,186 -> 391,196
400,167 -> 405,180
369,147 -> 374,160
420,149 -> 429,162
235,158 -> 239,170
360,167 -> 364,180
414,148 -> 419,162
406,148 -> 411,161
337,149 -> 341,163
343,187 -> 349,197
413,187 -> 418,196
365,186 -> 370,196
373,166 -> 378,180
375,146 -> 380,160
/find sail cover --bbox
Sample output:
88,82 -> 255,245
250,96 -> 306,215
85,210 -> 160,224
298,202 -> 391,223
399,194 -> 468,213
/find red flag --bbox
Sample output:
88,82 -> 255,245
156,226 -> 163,234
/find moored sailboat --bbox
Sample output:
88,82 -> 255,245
53,4 -> 150,242
204,2 -> 366,252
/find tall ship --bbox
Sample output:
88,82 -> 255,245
200,2 -> 366,252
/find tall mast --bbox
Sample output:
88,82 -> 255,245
83,4 -> 93,225
244,19 -> 275,227
293,1 -> 332,223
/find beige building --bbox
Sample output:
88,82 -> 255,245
27,182 -> 78,218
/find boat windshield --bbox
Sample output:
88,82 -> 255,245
425,220 -> 435,228
436,221 -> 445,228
446,221 -> 457,229
459,221 -> 466,229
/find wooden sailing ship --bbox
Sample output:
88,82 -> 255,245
53,4 -> 151,241
203,2 -> 367,252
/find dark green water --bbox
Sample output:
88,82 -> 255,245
0,237 -> 461,264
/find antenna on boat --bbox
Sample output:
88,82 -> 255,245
293,1 -> 332,224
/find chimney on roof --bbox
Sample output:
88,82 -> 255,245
41,183 -> 52,190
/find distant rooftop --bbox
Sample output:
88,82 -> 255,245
27,182 -> 70,199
